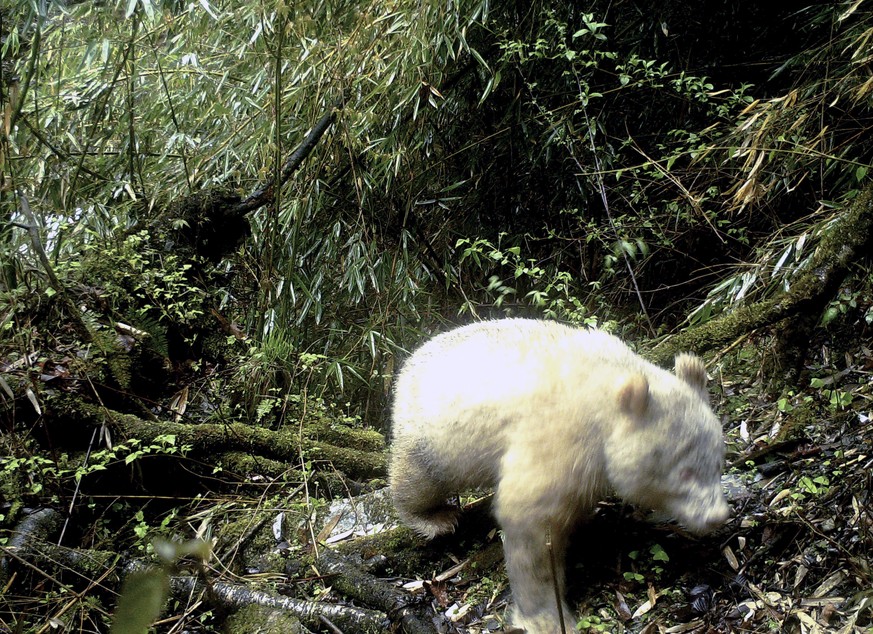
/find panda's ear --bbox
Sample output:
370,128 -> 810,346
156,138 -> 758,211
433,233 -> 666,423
675,353 -> 707,392
618,374 -> 649,418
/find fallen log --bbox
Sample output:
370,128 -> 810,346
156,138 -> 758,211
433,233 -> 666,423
50,396 -> 387,481
647,186 -> 873,368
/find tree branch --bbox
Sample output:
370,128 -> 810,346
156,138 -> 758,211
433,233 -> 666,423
234,98 -> 343,215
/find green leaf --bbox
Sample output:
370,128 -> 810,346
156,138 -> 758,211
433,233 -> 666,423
821,305 -> 841,326
468,46 -> 490,71
798,476 -> 817,494
152,537 -> 212,563
110,570 -> 169,634
198,0 -> 219,20
776,397 -> 793,412
650,544 -> 669,562
140,0 -> 155,20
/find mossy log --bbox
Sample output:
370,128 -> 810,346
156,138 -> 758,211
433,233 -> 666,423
646,186 -> 873,367
52,397 -> 387,481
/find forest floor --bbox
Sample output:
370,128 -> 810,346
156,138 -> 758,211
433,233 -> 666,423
1,325 -> 872,634
324,339 -> 873,634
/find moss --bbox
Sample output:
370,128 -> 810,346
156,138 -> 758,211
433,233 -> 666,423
57,398 -> 387,479
647,186 -> 873,366
223,604 -> 305,634
215,503 -> 307,576
775,399 -> 818,442
330,525 -> 435,577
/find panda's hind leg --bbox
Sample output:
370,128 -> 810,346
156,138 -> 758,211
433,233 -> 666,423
389,438 -> 460,539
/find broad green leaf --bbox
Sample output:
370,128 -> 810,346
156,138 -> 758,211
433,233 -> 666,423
110,570 -> 169,634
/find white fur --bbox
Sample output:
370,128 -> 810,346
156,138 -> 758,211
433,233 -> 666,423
390,319 -> 729,633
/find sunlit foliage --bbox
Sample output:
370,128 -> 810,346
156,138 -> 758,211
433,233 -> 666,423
4,0 -> 872,403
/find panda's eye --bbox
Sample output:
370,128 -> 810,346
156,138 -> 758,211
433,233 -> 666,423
679,467 -> 695,482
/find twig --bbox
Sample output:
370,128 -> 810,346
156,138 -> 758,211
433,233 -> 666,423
18,195 -> 65,295
18,118 -> 108,182
576,108 -> 655,336
58,426 -> 99,546
17,194 -> 93,342
546,527 -> 566,634
319,615 -> 345,634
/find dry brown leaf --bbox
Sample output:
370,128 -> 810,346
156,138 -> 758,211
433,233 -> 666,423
664,620 -> 704,633
25,387 -> 41,415
723,544 -> 739,570
435,558 -> 468,582
631,598 -> 652,619
812,570 -> 844,598
315,511 -> 344,543
614,590 -> 633,621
